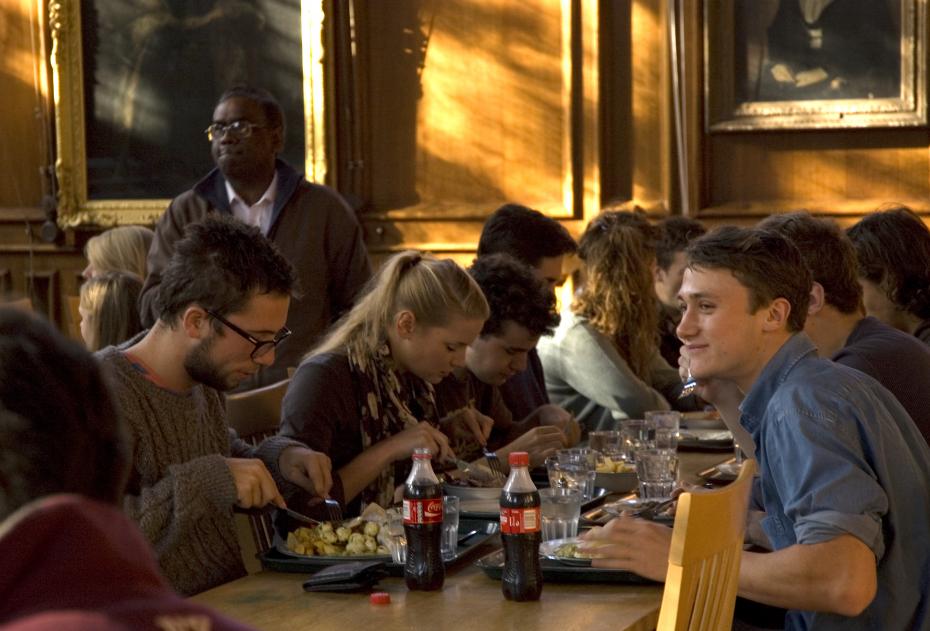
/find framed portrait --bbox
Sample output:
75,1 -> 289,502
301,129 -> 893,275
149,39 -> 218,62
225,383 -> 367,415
50,0 -> 328,226
705,0 -> 928,131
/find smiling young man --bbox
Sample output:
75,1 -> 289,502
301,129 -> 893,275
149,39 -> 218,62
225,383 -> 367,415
140,86 -> 370,388
434,254 -> 578,467
99,215 -> 333,596
583,226 -> 930,630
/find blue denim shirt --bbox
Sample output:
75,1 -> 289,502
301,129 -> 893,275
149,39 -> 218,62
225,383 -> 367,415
740,333 -> 930,630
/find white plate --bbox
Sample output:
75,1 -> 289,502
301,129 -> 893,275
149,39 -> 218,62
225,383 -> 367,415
538,537 -> 593,566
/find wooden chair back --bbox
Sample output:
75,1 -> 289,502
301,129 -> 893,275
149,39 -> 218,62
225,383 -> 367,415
657,458 -> 757,631
225,378 -> 291,571
225,378 -> 290,442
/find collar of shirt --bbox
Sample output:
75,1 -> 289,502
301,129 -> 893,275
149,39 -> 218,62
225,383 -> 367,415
225,171 -> 278,234
738,332 -> 817,435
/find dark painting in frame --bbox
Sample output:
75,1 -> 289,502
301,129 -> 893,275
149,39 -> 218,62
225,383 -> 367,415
51,0 -> 327,226
705,0 -> 927,131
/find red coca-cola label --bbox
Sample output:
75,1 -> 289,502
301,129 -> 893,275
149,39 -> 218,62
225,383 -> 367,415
403,497 -> 444,524
499,507 -> 540,534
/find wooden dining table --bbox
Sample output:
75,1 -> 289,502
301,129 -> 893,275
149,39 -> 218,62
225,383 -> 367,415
191,451 -> 729,631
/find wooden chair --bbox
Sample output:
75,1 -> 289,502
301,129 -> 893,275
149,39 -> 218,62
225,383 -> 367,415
225,378 -> 291,572
657,458 -> 757,631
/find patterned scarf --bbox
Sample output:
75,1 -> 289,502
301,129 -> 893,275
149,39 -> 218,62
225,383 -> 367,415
346,341 -> 439,508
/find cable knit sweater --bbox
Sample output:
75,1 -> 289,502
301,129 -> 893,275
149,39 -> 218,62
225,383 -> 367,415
97,343 -> 301,596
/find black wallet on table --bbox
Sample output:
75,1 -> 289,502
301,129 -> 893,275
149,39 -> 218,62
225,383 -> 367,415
302,560 -> 390,593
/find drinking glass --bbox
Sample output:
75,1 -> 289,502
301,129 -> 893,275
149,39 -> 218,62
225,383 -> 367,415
546,457 -> 592,499
619,419 -> 652,463
539,488 -> 582,541
634,448 -> 679,500
589,430 -> 623,459
645,410 -> 681,451
386,513 -> 407,564
555,448 -> 597,500
441,495 -> 460,560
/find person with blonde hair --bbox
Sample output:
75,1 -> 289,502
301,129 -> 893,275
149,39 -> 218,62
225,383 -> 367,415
82,225 -> 154,280
281,250 -> 491,513
78,271 -> 144,352
538,211 -> 691,432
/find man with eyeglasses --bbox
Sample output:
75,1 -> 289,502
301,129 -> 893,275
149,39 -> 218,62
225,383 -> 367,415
140,85 -> 371,389
99,214 -> 333,596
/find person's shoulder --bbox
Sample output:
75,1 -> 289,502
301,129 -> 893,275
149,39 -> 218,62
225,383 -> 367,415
840,316 -> 930,363
771,356 -> 888,421
291,352 -> 352,384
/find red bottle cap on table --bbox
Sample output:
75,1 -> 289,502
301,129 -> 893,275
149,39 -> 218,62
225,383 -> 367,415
370,592 -> 391,605
508,451 -> 529,467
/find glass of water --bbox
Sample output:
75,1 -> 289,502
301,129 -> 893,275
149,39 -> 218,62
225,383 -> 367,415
645,410 -> 681,452
634,448 -> 679,500
441,495 -> 460,560
539,487 -> 582,541
555,448 -> 597,500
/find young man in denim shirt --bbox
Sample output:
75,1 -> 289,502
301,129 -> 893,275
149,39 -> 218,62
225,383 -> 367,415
583,226 -> 930,630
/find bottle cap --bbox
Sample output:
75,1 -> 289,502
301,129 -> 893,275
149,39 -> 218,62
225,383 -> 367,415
508,451 -> 529,467
369,592 -> 391,605
412,447 -> 432,460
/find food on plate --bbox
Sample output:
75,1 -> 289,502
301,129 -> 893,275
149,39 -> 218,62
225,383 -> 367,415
551,540 -> 609,559
285,504 -> 396,557
595,456 -> 635,474
444,468 -> 501,488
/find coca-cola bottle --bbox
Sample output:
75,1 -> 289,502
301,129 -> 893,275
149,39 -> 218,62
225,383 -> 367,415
499,451 -> 543,601
402,447 -> 445,591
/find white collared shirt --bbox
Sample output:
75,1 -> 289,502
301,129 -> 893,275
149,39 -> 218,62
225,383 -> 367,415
225,172 -> 277,235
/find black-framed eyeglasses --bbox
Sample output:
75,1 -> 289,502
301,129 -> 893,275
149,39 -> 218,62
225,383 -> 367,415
205,309 -> 291,360
204,120 -> 266,142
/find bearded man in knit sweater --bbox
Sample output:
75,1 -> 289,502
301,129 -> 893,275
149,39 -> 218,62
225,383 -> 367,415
98,215 -> 333,596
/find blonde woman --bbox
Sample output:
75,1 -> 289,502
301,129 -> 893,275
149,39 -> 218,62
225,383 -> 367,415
280,251 -> 490,513
83,226 -> 154,279
79,271 -> 143,351
537,211 -> 691,432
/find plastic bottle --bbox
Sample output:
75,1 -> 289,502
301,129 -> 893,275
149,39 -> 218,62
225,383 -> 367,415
402,447 -> 445,591
499,451 -> 543,601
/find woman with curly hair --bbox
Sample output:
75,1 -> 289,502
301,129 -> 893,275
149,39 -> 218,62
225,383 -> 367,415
537,211 -> 690,432
847,205 -> 930,345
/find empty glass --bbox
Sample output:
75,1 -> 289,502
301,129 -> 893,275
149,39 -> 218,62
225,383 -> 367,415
546,457 -> 594,500
555,448 -> 597,500
589,430 -> 623,458
441,495 -> 460,560
386,513 -> 407,564
539,488 -> 582,541
619,419 -> 652,463
645,410 -> 681,451
634,448 -> 679,500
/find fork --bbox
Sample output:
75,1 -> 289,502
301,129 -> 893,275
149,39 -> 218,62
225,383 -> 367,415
636,497 -> 676,520
322,497 -> 343,522
482,447 -> 506,484
678,370 -> 698,399
307,496 -> 343,522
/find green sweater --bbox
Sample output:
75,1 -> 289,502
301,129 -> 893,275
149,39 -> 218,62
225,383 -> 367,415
98,343 -> 300,595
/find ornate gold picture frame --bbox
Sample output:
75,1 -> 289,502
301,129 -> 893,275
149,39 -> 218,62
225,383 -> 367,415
50,0 -> 328,227
705,0 -> 927,131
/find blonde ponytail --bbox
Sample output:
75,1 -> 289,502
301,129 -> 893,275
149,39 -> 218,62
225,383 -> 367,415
311,250 -> 489,358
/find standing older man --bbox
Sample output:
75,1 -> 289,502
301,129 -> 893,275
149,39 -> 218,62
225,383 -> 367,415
103,215 -> 332,596
140,85 -> 371,387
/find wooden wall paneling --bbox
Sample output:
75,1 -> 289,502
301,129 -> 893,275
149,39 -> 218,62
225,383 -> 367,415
23,268 -> 57,322
628,0 -> 672,214
350,0 -> 599,256
0,268 -> 12,295
0,0 -> 51,211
